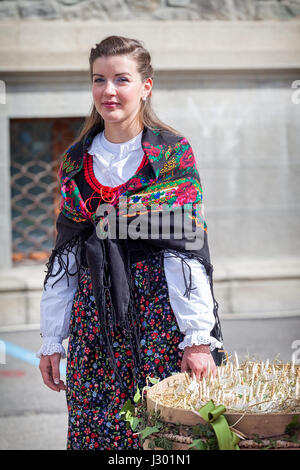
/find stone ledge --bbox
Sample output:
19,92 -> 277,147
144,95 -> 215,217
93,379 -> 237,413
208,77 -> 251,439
0,257 -> 300,291
0,21 -> 299,72
0,264 -> 46,292
1,308 -> 300,333
213,257 -> 300,281
0,258 -> 299,326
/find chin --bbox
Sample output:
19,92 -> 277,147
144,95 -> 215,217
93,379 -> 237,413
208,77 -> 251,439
101,111 -> 122,120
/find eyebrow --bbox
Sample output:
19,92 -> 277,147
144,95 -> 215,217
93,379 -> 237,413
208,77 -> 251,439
92,72 -> 132,77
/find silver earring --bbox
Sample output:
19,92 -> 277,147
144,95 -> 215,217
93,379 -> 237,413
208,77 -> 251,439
142,96 -> 147,102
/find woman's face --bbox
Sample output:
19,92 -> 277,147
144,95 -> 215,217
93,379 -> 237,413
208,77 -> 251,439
92,55 -> 152,127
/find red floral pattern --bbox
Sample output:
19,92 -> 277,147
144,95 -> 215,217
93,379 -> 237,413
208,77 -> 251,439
175,181 -> 198,205
178,142 -> 196,170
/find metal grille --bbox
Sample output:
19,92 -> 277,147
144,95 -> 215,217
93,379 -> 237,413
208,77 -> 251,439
10,118 -> 84,263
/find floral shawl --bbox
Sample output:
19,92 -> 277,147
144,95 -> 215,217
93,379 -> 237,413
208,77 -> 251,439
44,123 -> 225,386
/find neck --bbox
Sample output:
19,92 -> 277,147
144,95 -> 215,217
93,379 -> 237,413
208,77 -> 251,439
103,117 -> 144,143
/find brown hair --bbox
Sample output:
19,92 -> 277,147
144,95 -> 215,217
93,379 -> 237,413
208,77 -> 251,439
68,35 -> 183,149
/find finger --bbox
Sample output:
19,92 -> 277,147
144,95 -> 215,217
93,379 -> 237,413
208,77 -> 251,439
52,376 -> 66,391
44,377 -> 61,392
207,358 -> 217,379
209,358 -> 217,378
190,366 -> 202,381
58,379 -> 66,391
40,362 -> 61,392
200,363 -> 207,380
211,364 -> 217,378
181,355 -> 187,373
50,353 -> 61,387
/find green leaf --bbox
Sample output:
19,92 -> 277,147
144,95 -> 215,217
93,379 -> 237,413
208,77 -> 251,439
285,415 -> 300,438
140,425 -> 161,440
154,437 -> 173,451
252,433 -> 263,444
189,439 -> 206,450
120,399 -> 134,417
207,437 -> 218,450
125,410 -> 133,421
191,425 -> 201,436
148,377 -> 160,385
191,423 -> 214,438
149,438 -> 156,450
134,386 -> 141,404
129,416 -> 141,431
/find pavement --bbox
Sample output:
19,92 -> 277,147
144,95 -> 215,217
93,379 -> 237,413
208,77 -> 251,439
0,316 -> 299,450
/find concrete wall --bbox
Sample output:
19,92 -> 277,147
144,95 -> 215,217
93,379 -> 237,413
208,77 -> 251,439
0,0 -> 300,21
0,19 -> 299,324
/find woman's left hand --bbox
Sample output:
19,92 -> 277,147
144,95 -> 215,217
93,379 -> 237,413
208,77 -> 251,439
181,344 -> 217,380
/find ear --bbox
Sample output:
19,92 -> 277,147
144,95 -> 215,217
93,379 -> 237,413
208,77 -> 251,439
143,77 -> 153,96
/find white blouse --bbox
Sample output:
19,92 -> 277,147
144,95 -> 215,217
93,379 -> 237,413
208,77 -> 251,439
36,130 -> 222,358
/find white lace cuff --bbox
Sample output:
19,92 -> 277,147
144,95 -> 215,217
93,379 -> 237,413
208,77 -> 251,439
178,330 -> 223,352
36,342 -> 66,359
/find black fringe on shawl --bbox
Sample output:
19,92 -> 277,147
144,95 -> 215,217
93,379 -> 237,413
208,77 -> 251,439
99,238 -> 143,397
43,234 -> 87,298
163,248 -> 224,347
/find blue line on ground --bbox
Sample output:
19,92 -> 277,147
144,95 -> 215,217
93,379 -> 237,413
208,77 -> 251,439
0,339 -> 66,377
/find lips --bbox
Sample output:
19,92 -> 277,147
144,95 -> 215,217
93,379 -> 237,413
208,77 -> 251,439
102,101 -> 119,106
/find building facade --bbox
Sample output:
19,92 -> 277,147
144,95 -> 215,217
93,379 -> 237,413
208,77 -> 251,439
0,0 -> 299,326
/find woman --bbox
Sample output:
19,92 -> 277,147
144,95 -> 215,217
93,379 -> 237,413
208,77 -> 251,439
37,36 -> 225,450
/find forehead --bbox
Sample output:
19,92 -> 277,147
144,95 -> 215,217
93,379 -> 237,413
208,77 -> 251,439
92,55 -> 138,75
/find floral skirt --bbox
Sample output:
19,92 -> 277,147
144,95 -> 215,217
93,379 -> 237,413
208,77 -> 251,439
66,253 -> 185,450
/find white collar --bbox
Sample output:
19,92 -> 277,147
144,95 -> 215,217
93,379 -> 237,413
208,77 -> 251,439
88,129 -> 143,160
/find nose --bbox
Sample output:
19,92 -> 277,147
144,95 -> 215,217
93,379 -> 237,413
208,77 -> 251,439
103,80 -> 117,95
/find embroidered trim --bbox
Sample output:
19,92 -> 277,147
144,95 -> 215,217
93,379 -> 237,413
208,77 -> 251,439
60,152 -> 81,175
83,151 -> 148,194
36,342 -> 66,359
178,332 -> 223,352
84,152 -> 124,193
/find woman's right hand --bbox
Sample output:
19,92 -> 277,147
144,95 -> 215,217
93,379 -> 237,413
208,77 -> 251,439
39,353 -> 66,392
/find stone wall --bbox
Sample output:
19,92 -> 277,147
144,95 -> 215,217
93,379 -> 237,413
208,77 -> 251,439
0,16 -> 299,322
0,0 -> 300,21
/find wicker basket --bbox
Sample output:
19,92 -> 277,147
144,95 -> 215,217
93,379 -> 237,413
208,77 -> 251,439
143,373 -> 300,450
